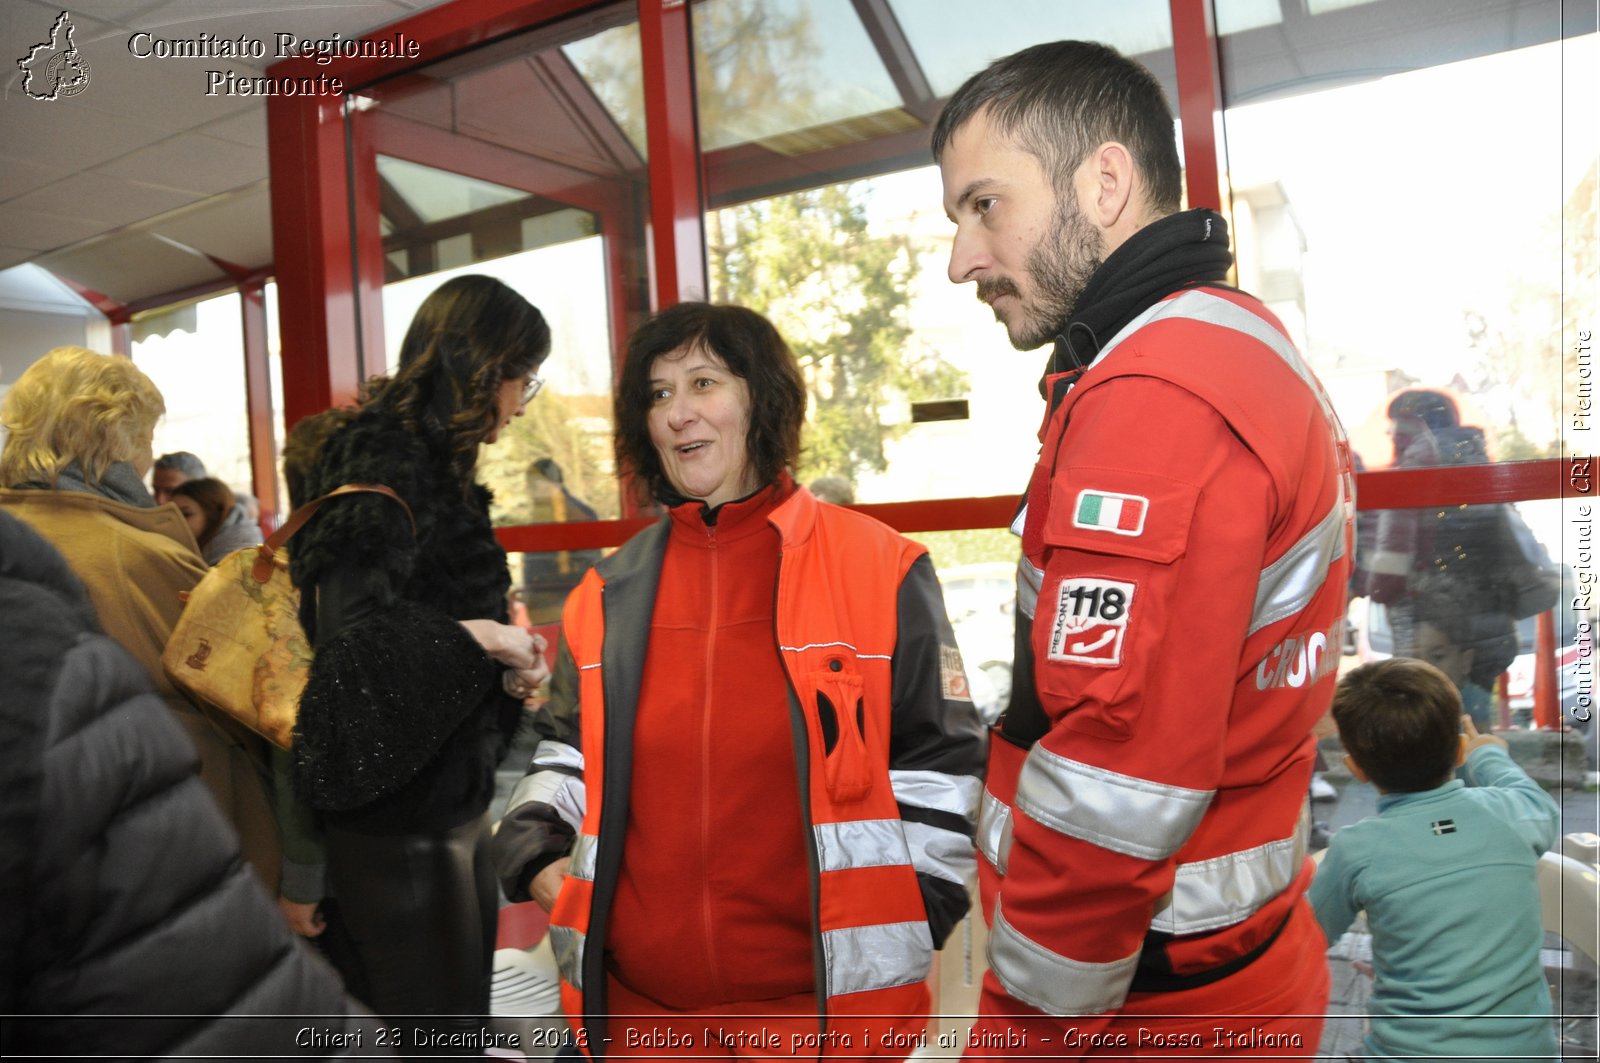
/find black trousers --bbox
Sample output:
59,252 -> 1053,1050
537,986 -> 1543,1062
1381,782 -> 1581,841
325,812 -> 498,1042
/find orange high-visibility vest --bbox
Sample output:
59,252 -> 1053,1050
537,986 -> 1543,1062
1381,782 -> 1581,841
548,489 -> 938,1052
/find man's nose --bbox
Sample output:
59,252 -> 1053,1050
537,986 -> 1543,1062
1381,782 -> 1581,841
948,225 -> 987,285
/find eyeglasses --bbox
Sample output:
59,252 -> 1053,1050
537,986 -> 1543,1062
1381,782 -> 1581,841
520,373 -> 545,405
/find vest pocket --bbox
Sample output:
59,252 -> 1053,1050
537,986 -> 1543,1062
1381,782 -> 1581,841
804,669 -> 874,802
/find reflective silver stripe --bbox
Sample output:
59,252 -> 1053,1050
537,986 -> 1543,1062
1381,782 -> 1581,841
530,739 -> 583,773
976,788 -> 1013,875
822,921 -> 932,997
1095,290 -> 1352,640
1017,553 -> 1042,620
1151,802 -> 1310,934
505,770 -> 586,833
889,769 -> 982,821
989,900 -> 1138,1016
567,831 -> 599,883
1015,746 -> 1212,861
578,662 -> 600,671
547,924 -> 585,990
1249,500 -> 1346,635
813,819 -> 912,872
901,820 -> 977,885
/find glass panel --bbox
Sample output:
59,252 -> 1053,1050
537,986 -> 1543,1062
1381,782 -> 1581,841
891,0 -> 1175,98
705,166 -> 1042,507
692,0 -> 904,152
136,292 -> 254,498
375,156 -> 531,225
1351,500 -> 1586,731
1217,27 -> 1598,467
346,2 -> 650,639
562,22 -> 650,157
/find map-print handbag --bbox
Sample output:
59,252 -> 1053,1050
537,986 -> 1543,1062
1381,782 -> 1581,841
162,483 -> 414,749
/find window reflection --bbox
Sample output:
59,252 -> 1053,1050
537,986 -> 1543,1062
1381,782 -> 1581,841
693,0 -> 903,151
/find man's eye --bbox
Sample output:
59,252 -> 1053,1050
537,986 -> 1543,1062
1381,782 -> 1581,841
975,197 -> 997,216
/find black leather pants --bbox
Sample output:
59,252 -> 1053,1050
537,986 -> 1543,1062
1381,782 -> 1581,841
324,812 -> 497,1042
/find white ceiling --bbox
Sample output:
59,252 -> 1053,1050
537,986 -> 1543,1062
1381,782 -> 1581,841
0,0 -> 444,309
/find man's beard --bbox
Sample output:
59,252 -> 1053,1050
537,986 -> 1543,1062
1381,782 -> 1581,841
985,200 -> 1104,352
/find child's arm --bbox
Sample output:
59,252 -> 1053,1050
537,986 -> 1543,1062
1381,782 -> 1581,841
1307,840 -> 1360,945
1460,717 -> 1562,855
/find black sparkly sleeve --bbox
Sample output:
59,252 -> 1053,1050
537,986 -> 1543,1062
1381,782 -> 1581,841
291,594 -> 499,811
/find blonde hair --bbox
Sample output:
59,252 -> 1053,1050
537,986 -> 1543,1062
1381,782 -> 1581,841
0,347 -> 166,488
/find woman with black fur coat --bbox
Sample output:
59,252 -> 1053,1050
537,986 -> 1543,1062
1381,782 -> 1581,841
286,274 -> 551,1039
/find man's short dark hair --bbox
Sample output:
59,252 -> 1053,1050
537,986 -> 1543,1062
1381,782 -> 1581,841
1332,658 -> 1463,793
615,302 -> 805,506
153,451 -> 206,478
930,40 -> 1183,216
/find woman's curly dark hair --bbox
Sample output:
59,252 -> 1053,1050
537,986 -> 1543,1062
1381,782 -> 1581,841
615,302 -> 806,505
362,275 -> 550,489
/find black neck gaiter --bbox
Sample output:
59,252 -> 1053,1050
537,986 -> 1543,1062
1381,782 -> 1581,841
1050,207 -> 1235,376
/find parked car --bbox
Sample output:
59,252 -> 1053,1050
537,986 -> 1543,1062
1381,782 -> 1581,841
938,562 -> 1017,724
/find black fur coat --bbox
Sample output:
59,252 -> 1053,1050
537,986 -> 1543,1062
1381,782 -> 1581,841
289,408 -> 518,832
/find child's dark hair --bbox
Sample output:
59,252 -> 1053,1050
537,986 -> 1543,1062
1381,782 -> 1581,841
1332,658 -> 1462,792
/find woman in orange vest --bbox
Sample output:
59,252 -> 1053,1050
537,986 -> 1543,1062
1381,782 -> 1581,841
494,302 -> 987,1058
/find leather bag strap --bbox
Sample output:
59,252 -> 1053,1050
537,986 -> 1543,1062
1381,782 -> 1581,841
249,483 -> 417,583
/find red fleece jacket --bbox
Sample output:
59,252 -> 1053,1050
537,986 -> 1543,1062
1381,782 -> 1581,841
605,484 -> 815,1008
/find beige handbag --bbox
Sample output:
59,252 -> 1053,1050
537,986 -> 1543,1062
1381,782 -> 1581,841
162,483 -> 414,749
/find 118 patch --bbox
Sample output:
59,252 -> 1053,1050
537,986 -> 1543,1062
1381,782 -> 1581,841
1047,577 -> 1136,667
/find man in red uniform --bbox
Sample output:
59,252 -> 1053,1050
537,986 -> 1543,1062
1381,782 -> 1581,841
934,41 -> 1354,1054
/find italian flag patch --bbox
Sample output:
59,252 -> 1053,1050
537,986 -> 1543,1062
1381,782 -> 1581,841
1073,489 -> 1148,536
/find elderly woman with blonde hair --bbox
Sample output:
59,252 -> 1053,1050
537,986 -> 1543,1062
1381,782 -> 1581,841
0,346 -> 280,884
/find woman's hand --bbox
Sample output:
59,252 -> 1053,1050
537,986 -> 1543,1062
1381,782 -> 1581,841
461,619 -> 538,669
278,896 -> 326,938
529,857 -> 570,912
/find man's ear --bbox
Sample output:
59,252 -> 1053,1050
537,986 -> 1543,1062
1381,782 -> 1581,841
1076,140 -> 1137,231
1342,753 -> 1369,784
1455,733 -> 1469,767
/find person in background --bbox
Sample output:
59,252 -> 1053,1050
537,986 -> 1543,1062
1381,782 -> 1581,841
806,474 -> 855,505
934,40 -> 1350,1051
0,347 -> 281,887
287,274 -> 550,1043
519,456 -> 601,625
151,448 -> 206,504
493,302 -> 986,1057
172,475 -> 263,564
1412,589 -> 1518,735
0,511 -> 391,1060
1310,657 -> 1559,1061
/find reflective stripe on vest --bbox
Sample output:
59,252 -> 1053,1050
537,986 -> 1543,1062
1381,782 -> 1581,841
814,818 -> 912,872
1016,745 -> 1213,861
823,921 -> 934,998
989,900 -> 1139,1016
568,831 -> 599,882
548,924 -> 586,991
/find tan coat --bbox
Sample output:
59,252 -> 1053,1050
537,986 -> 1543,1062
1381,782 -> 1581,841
0,488 -> 281,887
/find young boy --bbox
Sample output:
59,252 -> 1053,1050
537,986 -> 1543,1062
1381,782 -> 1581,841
1310,657 -> 1560,1061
